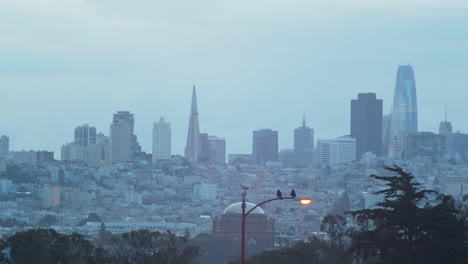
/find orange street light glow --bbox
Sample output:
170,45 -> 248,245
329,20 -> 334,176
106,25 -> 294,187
300,199 -> 312,205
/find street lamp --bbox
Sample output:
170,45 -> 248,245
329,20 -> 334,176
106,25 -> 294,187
240,188 -> 311,264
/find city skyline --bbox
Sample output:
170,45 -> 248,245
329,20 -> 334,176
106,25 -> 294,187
1,1 -> 468,155
1,69 -> 466,157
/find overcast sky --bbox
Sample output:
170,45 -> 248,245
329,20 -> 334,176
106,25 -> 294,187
1,0 -> 468,155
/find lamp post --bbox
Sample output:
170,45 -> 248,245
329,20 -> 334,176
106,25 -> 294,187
240,188 -> 311,264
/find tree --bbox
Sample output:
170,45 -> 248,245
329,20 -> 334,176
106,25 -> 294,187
98,223 -> 113,246
347,166 -> 467,264
78,212 -> 102,226
230,237 -> 347,264
320,214 -> 347,250
6,228 -> 105,264
38,214 -> 58,227
1,165 -> 36,184
331,191 -> 350,214
109,229 -> 199,264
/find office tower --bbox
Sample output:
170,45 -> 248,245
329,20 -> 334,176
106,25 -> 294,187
0,136 -> 9,159
152,117 -> 171,163
453,132 -> 468,161
185,86 -> 200,163
316,136 -> 356,166
199,133 -> 210,160
208,136 -> 226,164
252,129 -> 278,165
110,111 -> 135,163
351,93 -> 383,159
279,149 -> 295,167
439,107 -> 453,152
294,116 -> 314,167
74,124 -> 96,147
390,64 -> 418,139
382,113 -> 392,155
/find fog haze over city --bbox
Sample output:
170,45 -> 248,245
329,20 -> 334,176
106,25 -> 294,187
2,0 -> 468,154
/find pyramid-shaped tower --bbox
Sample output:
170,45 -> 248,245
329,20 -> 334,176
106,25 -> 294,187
185,86 -> 200,163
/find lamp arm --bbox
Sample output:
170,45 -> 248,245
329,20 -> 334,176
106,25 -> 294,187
244,197 -> 294,217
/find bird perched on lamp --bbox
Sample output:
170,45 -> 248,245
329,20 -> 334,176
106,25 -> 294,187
277,190 -> 283,200
290,189 -> 296,198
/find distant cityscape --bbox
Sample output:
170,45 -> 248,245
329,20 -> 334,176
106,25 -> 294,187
0,63 -> 466,260
1,64 -> 464,168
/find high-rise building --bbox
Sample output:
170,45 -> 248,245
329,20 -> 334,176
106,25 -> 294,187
110,111 -> 135,163
351,93 -> 383,159
294,117 -> 314,167
252,129 -> 278,165
390,64 -> 418,140
0,136 -> 9,159
439,107 -> 453,152
279,149 -> 295,167
152,117 -> 171,163
185,86 -> 200,163
453,132 -> 468,161
382,113 -> 392,155
316,136 -> 356,166
199,133 -> 210,160
208,136 -> 226,164
74,124 -> 96,147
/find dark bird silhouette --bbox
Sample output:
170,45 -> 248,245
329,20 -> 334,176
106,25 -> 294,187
277,190 -> 283,200
290,189 -> 296,198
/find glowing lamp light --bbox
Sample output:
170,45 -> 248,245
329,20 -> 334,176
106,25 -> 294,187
300,198 -> 312,205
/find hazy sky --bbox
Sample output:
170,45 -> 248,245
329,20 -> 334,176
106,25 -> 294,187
1,0 -> 468,155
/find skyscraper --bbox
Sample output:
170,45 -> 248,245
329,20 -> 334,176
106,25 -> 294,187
0,136 -> 9,159
208,136 -> 226,164
439,107 -> 453,152
199,133 -> 210,160
390,64 -> 418,140
351,93 -> 383,159
110,111 -> 135,163
252,129 -> 278,165
152,117 -> 171,163
185,86 -> 201,163
74,124 -> 97,147
294,117 -> 314,167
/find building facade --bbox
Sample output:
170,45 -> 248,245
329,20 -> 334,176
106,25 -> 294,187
110,111 -> 135,163
0,136 -> 9,159
213,202 -> 275,253
208,136 -> 226,164
316,136 -> 356,166
74,124 -> 97,147
279,149 -> 295,167
390,64 -> 418,140
294,117 -> 314,167
152,117 -> 171,163
252,129 -> 278,166
351,93 -> 383,159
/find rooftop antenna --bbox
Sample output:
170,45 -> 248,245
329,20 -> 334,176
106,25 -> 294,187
445,104 -> 447,122
302,114 -> 306,127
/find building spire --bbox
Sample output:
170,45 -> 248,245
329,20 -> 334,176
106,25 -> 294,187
302,115 -> 306,127
445,104 -> 447,122
191,85 -> 198,115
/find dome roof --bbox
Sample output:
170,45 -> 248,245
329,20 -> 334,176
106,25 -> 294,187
223,202 -> 265,215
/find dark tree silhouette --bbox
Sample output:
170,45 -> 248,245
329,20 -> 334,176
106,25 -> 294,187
347,166 -> 467,264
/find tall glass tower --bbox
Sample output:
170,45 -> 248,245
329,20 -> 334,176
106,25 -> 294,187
390,64 -> 418,139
